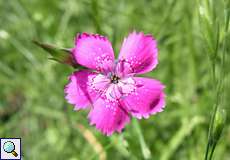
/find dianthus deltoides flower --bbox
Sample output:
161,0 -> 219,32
65,31 -> 165,136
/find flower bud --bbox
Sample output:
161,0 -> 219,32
206,108 -> 226,160
33,40 -> 79,68
212,108 -> 226,144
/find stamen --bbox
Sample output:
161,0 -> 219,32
110,75 -> 120,84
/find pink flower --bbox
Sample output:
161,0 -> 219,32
65,32 -> 165,136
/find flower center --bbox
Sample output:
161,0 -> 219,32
110,75 -> 120,84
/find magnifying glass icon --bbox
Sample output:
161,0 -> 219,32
3,141 -> 18,157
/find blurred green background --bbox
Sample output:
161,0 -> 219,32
0,0 -> 229,160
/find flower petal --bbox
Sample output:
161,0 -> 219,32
118,31 -> 158,75
123,77 -> 165,119
88,98 -> 130,136
64,70 -> 99,110
73,33 -> 115,73
104,84 -> 122,101
117,77 -> 136,95
90,74 -> 110,93
101,78 -> 136,102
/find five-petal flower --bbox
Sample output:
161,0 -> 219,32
65,32 -> 165,136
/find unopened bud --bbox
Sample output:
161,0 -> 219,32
33,40 -> 79,68
212,108 -> 226,144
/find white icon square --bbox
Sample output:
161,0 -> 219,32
0,138 -> 21,160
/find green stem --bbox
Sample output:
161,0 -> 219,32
204,1 -> 229,159
91,0 -> 103,34
133,119 -> 151,159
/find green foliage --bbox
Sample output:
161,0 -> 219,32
198,0 -> 229,159
0,0 -> 229,159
